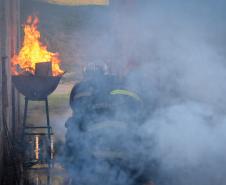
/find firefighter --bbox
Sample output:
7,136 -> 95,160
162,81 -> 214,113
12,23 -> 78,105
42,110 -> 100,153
64,63 -> 158,185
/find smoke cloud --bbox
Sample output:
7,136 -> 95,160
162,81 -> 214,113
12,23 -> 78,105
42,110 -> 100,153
64,1 -> 226,185
24,0 -> 226,184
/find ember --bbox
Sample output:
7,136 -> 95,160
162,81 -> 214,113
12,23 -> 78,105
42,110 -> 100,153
11,16 -> 64,76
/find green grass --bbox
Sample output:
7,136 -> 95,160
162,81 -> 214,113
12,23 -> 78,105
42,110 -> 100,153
48,93 -> 70,112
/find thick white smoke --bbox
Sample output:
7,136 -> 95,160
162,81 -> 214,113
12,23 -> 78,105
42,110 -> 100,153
24,0 -> 226,184
140,102 -> 226,185
122,1 -> 226,184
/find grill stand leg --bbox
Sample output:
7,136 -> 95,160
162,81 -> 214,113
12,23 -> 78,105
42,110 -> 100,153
45,98 -> 51,141
45,98 -> 52,167
22,98 -> 28,142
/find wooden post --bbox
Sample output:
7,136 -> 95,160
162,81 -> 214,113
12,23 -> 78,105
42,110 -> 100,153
11,0 -> 21,140
0,0 -> 21,183
0,0 -> 22,139
0,1 -> 3,181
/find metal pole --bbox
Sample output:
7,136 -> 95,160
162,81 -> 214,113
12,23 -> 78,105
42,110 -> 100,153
45,98 -> 52,167
22,98 -> 28,142
45,98 -> 51,141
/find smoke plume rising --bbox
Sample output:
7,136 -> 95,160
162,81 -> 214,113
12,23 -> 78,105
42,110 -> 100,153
65,1 -> 226,185
24,0 -> 226,184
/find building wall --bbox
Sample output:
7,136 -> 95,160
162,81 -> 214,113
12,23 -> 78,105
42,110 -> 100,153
0,0 -> 4,179
0,0 -> 21,182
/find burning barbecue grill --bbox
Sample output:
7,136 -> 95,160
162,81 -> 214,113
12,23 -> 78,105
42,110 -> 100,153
11,16 -> 64,165
12,62 -> 63,165
12,65 -> 63,149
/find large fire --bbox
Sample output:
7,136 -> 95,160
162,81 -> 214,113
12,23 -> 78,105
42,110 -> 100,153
11,16 -> 64,76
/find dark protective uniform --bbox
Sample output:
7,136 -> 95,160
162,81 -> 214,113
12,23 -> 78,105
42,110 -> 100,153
64,72 -> 158,185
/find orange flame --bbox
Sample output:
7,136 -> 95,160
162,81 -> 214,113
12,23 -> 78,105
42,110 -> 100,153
11,16 -> 64,76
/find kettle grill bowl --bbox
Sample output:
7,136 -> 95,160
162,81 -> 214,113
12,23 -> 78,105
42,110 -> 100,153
12,75 -> 62,100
